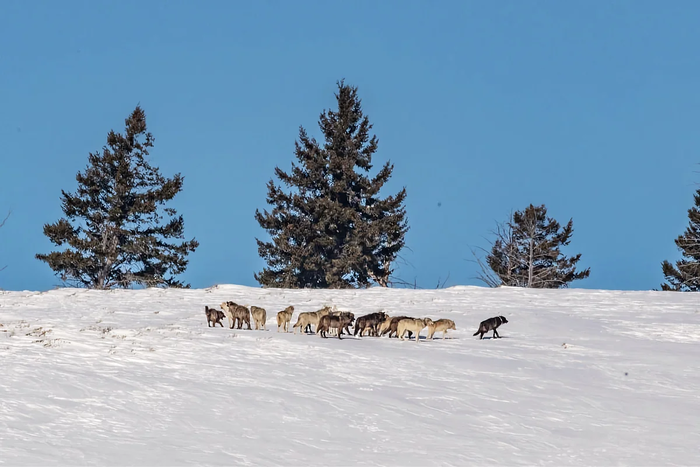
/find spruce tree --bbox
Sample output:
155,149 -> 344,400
484,204 -> 590,288
661,188 -> 700,291
255,80 -> 408,288
36,106 -> 199,289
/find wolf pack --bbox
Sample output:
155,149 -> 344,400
205,301 -> 509,341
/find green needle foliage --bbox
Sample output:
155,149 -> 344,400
36,106 -> 198,289
255,80 -> 409,288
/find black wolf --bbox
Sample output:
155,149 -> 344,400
473,316 -> 508,339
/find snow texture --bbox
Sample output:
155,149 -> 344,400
1,285 -> 699,465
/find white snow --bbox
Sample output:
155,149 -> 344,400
1,285 -> 699,465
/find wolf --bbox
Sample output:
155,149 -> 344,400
379,316 -> 413,339
354,316 -> 371,337
250,306 -> 267,331
221,301 -> 252,330
426,319 -> 456,340
397,318 -> 433,342
205,306 -> 225,328
328,310 -> 354,336
317,312 -> 355,340
276,306 -> 294,333
292,306 -> 332,334
473,316 -> 508,339
353,311 -> 389,337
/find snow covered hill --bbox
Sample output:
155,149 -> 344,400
1,285 -> 699,466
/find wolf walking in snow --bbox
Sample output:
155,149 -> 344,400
292,306 -> 333,334
205,306 -> 225,328
426,318 -> 456,340
379,315 -> 414,339
317,312 -> 355,339
276,306 -> 294,332
221,302 -> 252,330
397,318 -> 433,342
250,306 -> 267,331
473,316 -> 508,339
353,311 -> 389,337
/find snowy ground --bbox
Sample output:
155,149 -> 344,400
0,285 -> 699,466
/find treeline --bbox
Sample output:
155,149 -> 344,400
16,80 -> 699,292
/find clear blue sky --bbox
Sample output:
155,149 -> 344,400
1,0 -> 699,292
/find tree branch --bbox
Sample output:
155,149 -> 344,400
0,210 -> 10,230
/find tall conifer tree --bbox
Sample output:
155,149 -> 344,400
661,188 -> 700,291
36,106 -> 198,289
255,80 -> 408,288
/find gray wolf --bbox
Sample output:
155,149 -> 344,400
317,312 -> 355,339
397,318 -> 433,342
473,316 -> 508,339
250,306 -> 267,331
427,319 -> 456,340
205,306 -> 225,328
379,316 -> 414,339
276,306 -> 294,332
221,301 -> 252,330
292,306 -> 332,334
353,311 -> 389,337
329,310 -> 354,336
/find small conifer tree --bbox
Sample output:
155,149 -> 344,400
483,204 -> 590,288
661,188 -> 700,291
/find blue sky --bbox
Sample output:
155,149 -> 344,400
1,0 -> 699,291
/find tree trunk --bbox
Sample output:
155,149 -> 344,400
528,237 -> 534,288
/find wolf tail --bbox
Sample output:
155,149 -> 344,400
473,330 -> 480,336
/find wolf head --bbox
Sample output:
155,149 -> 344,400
499,316 -> 508,324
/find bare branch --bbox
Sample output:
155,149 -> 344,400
468,248 -> 501,288
0,211 -> 10,272
436,272 -> 450,289
0,211 -> 9,229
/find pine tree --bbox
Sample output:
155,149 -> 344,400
483,204 -> 590,288
661,188 -> 700,291
255,80 -> 408,288
36,106 -> 199,289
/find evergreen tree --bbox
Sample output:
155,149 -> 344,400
483,204 -> 590,288
255,80 -> 408,288
661,188 -> 700,291
36,106 -> 198,289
